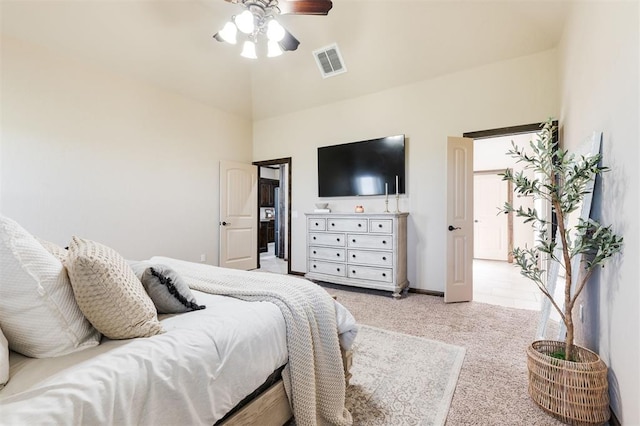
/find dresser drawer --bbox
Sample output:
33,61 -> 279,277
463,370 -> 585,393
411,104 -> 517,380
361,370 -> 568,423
347,234 -> 393,249
309,260 -> 346,277
309,246 -> 345,262
348,265 -> 393,283
369,219 -> 393,233
348,249 -> 393,267
309,232 -> 346,247
326,218 -> 368,232
308,218 -> 326,231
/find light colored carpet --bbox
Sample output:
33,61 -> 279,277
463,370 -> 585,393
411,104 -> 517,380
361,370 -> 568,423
346,325 -> 465,425
324,285 -> 565,426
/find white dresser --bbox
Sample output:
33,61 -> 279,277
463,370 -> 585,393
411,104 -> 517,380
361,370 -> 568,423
305,212 -> 409,298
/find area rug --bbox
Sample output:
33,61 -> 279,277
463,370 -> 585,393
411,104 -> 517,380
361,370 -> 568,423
345,325 -> 466,425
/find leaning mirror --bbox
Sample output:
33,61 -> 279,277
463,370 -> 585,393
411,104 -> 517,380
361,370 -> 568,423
536,131 -> 603,340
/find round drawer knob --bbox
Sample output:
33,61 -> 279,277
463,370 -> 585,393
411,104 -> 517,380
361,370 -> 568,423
382,256 -> 387,261
313,236 -> 316,240
313,251 -> 317,254
336,253 -> 340,257
382,273 -> 386,277
358,224 -> 362,227
337,238 -> 340,242
315,222 -> 319,226
352,239 -> 356,243
337,268 -> 341,272
313,265 -> 317,268
352,254 -> 356,258
382,240 -> 387,244
331,223 -> 335,227
352,270 -> 356,274
378,224 -> 383,228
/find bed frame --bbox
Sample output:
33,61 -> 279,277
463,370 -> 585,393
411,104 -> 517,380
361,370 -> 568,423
221,349 -> 353,426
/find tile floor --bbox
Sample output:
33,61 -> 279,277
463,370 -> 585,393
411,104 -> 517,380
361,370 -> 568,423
257,243 -> 288,274
473,259 -> 542,310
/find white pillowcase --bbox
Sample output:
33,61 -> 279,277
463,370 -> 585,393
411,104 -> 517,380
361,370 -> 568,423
36,237 -> 69,262
0,327 -> 8,389
0,215 -> 101,358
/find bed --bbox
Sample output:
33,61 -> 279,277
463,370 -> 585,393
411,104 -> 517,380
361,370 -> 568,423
0,216 -> 357,426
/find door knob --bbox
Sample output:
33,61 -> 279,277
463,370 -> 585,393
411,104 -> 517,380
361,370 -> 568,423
221,221 -> 231,226
448,225 -> 461,231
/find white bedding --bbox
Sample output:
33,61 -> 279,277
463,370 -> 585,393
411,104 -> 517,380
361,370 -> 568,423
0,291 -> 289,425
0,268 -> 359,426
153,258 -> 355,425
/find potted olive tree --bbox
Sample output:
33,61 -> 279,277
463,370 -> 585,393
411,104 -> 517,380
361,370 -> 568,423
500,119 -> 623,425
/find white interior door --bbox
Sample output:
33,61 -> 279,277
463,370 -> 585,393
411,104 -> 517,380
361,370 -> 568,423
445,137 -> 474,303
473,172 -> 509,261
219,161 -> 258,270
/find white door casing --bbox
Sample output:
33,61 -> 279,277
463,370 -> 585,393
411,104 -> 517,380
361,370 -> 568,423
473,172 -> 509,261
445,137 -> 474,303
219,161 -> 258,270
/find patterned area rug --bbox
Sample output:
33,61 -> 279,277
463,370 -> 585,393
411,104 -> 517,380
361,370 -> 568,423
346,325 -> 466,425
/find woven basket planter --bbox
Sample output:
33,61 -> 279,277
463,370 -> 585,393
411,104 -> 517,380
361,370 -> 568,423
527,340 -> 609,425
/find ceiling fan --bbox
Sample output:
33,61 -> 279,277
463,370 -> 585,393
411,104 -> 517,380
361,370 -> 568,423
213,0 -> 333,58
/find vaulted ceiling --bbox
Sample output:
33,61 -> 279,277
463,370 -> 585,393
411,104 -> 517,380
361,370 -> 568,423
0,0 -> 571,120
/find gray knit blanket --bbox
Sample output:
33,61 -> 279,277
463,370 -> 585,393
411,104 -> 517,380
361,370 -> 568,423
149,257 -> 353,426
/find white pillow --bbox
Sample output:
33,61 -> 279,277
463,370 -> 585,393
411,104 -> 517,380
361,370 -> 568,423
0,215 -> 101,358
66,237 -> 164,339
0,327 -> 8,389
36,237 -> 68,262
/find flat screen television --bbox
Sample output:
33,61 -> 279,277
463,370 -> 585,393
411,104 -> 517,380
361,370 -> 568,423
317,135 -> 405,197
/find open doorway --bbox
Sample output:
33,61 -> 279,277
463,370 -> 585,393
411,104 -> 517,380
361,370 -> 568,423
465,123 -> 548,311
253,157 -> 292,275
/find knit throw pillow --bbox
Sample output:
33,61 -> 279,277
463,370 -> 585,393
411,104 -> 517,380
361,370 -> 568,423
66,237 -> 164,339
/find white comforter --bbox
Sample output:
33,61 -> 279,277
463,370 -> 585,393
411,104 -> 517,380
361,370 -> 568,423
0,280 -> 357,425
154,257 -> 355,426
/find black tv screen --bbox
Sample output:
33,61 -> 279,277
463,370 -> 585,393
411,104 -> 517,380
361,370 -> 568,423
317,135 -> 405,197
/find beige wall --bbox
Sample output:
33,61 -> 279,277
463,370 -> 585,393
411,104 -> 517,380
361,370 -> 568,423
558,2 -> 639,423
0,37 -> 253,263
253,49 -> 559,291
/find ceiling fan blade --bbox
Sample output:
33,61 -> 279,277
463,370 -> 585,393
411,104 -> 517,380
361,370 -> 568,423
278,28 -> 300,51
278,0 -> 332,15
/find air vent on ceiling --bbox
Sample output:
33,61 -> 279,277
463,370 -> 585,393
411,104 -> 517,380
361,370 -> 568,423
312,43 -> 347,79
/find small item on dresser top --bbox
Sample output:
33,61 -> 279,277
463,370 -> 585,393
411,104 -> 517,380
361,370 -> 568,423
355,205 -> 364,213
314,202 -> 330,213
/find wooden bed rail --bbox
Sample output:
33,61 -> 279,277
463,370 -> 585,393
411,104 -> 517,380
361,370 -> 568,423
220,348 -> 353,426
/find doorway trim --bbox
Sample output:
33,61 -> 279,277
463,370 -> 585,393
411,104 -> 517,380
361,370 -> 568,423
253,157 -> 292,275
463,122 -> 549,139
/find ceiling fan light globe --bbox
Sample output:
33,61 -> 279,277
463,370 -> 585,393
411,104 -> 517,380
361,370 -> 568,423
240,40 -> 258,59
267,20 -> 286,42
235,10 -> 255,34
219,21 -> 238,44
267,40 -> 283,57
